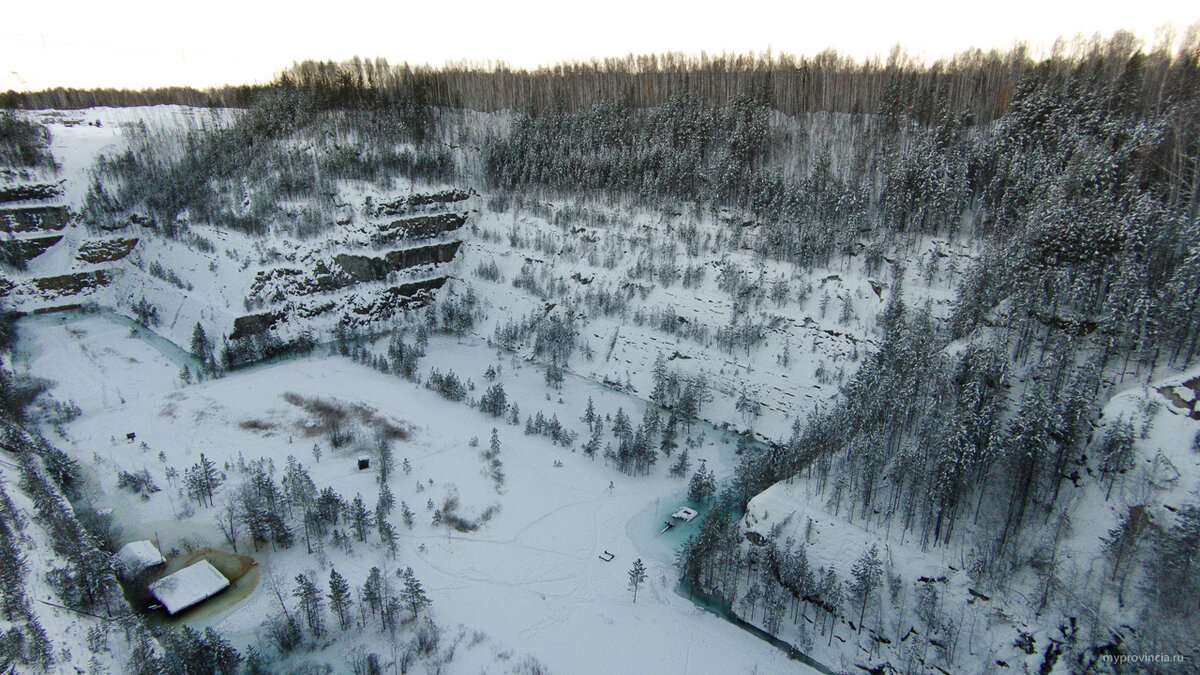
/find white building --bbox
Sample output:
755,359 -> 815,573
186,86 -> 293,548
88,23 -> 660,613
113,540 -> 165,579
148,560 -> 230,615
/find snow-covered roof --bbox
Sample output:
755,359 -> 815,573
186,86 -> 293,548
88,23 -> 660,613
149,560 -> 230,614
114,540 -> 164,577
672,507 -> 699,522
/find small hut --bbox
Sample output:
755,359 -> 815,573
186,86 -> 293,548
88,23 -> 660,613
114,540 -> 165,579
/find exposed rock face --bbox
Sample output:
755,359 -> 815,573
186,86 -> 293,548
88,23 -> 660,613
0,183 -> 62,204
230,311 -> 284,340
3,235 -> 62,263
373,189 -> 469,216
334,241 -> 462,283
340,278 -> 448,326
371,213 -> 467,246
0,205 -> 69,232
76,238 -> 139,263
249,241 -> 462,304
32,270 -> 112,296
233,277 -> 449,337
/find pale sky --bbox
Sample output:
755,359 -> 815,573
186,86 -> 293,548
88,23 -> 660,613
3,0 -> 1198,91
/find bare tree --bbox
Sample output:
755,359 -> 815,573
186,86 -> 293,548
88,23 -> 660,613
215,494 -> 240,554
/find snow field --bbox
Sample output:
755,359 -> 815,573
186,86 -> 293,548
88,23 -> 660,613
19,312 -> 818,673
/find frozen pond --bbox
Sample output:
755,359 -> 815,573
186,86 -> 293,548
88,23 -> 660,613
14,306 -> 202,372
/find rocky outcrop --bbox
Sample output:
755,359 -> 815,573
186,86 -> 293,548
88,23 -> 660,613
334,241 -> 462,283
32,270 -> 112,296
3,235 -> 62,264
340,278 -> 447,326
76,238 -> 138,263
251,241 -> 462,304
0,183 -> 61,203
373,189 -> 469,216
234,277 -> 448,337
0,205 -> 69,232
230,311 -> 284,340
372,213 -> 467,246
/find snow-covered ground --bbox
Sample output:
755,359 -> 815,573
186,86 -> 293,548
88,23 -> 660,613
17,310 -> 819,673
5,104 -> 981,672
737,365 -> 1200,674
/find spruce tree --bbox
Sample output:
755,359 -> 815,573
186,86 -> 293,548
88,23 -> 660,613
650,352 -> 669,406
350,494 -> 372,542
399,566 -> 431,619
582,396 -> 597,432
849,544 -> 882,634
628,558 -> 647,603
292,573 -> 324,637
191,322 -> 213,369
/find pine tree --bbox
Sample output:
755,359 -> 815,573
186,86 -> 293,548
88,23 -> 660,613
687,460 -> 716,502
1147,505 -> 1200,619
849,544 -> 882,634
191,322 -> 213,369
376,430 -> 394,483
399,566 -> 431,619
293,573 -> 324,637
582,396 -> 597,432
660,411 -> 678,457
650,353 -> 669,406
185,453 -> 224,507
544,360 -> 564,389
668,449 -> 691,478
489,427 -> 502,457
612,407 -> 632,444
350,494 -> 372,542
203,627 -> 242,675
376,484 -> 395,521
821,569 -> 842,645
283,456 -> 317,517
1098,416 -> 1136,500
362,567 -> 385,618
583,424 -> 602,460
378,520 -> 398,559
677,380 -> 700,431
628,558 -> 647,602
480,383 -> 508,417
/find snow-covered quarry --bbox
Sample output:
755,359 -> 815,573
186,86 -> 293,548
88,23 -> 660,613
2,41 -> 1200,675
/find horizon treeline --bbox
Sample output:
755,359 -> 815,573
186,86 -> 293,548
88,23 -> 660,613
3,27 -> 1198,122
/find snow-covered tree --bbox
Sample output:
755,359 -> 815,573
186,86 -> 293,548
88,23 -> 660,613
327,568 -> 351,630
848,544 -> 882,634
628,558 -> 647,603
349,494 -> 372,542
399,566 -> 431,619
292,573 -> 324,638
